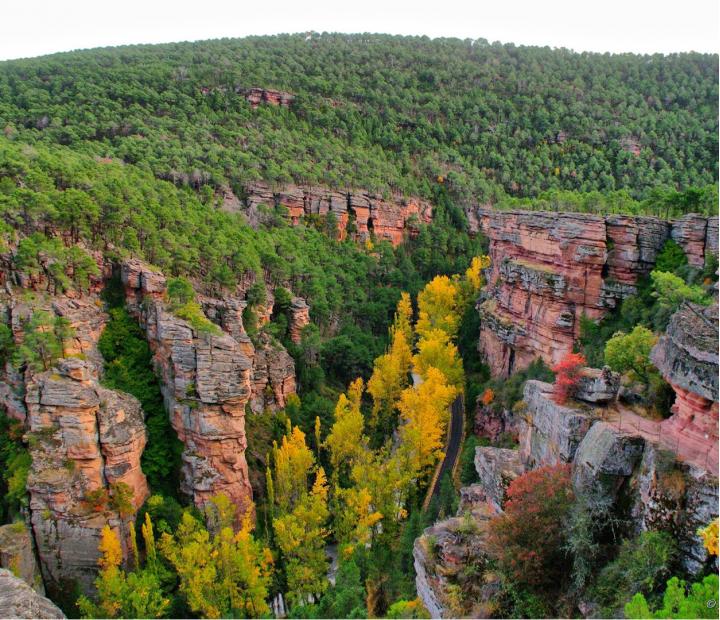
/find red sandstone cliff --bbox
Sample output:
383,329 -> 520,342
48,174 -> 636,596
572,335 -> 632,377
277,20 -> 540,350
0,290 -> 149,594
240,182 -> 432,246
475,208 -> 718,377
122,260 -> 253,514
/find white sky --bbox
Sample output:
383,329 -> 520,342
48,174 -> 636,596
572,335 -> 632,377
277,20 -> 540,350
1,0 -> 718,61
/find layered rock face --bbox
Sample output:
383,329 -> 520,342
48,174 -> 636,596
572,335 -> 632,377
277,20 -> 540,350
0,288 -> 149,595
475,208 -> 717,377
289,297 -> 310,344
0,569 -> 64,619
249,333 -> 296,413
242,182 -> 432,246
121,260 -> 298,515
26,357 -> 149,592
651,303 -> 719,446
122,261 -> 254,514
241,88 -> 295,108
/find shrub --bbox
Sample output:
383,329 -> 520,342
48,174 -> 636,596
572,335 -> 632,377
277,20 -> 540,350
551,352 -> 586,404
487,464 -> 574,590
591,530 -> 677,616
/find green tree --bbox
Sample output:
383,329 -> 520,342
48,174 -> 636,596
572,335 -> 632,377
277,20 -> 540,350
625,574 -> 719,619
604,325 -> 658,388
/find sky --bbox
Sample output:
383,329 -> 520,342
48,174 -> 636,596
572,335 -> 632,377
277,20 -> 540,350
1,0 -> 717,61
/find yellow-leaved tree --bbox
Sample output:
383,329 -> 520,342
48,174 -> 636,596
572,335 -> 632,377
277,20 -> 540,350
159,502 -> 273,619
273,467 -> 330,607
412,328 -> 464,388
271,425 -> 316,514
415,275 -> 460,341
268,423 -> 330,608
465,255 -> 491,292
398,367 -> 458,477
325,378 -> 366,477
78,523 -> 169,619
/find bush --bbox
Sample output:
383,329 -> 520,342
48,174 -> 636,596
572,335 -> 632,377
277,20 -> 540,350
552,352 -> 586,404
487,464 -> 574,590
625,574 -> 719,619
591,530 -> 677,616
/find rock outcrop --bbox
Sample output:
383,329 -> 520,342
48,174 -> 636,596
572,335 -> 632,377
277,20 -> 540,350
26,356 -> 149,593
473,447 -> 524,511
289,297 -> 310,344
0,523 -> 44,593
241,88 -> 295,108
249,333 -> 296,413
0,287 -> 150,595
414,503 -> 499,619
241,182 -> 432,246
519,377 -> 718,573
475,208 -> 717,377
122,260 -> 254,515
0,569 -> 64,619
651,303 -> 719,445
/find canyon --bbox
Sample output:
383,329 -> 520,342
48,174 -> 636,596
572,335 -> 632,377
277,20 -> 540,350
472,208 -> 718,376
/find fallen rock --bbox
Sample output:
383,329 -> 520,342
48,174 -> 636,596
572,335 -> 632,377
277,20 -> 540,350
572,422 -> 645,499
575,367 -> 621,404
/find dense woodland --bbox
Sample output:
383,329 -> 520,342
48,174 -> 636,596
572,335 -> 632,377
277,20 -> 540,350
0,34 -> 718,619
0,34 -> 717,205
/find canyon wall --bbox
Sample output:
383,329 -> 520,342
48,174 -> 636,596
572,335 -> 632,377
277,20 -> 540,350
240,182 -> 432,246
1,289 -> 149,595
121,259 -> 299,515
474,208 -> 718,376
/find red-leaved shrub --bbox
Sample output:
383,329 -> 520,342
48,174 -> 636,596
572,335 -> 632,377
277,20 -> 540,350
487,464 -> 574,589
552,352 -> 586,404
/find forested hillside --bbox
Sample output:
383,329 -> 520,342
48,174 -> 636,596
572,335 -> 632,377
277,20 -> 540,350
0,34 -> 717,203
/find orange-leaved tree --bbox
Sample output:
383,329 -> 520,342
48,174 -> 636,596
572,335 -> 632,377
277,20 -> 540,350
552,352 -> 586,404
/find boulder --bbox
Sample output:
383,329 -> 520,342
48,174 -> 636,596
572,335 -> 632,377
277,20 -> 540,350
0,569 -> 64,619
519,380 -> 596,467
575,367 -> 621,404
474,447 -> 525,511
572,422 -> 645,499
